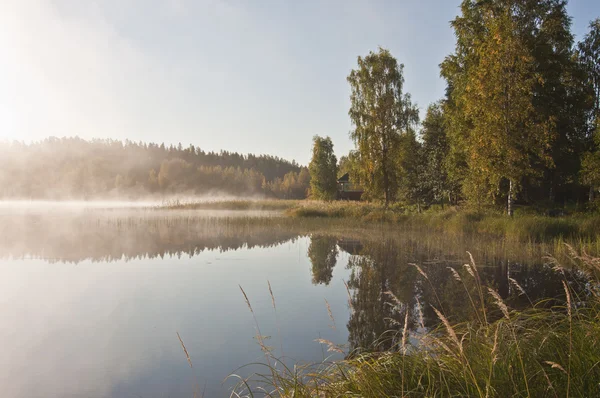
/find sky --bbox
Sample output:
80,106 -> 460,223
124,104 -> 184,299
1,1 -> 600,165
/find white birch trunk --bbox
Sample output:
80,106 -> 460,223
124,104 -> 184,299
508,179 -> 514,217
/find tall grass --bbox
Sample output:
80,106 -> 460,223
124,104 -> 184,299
286,202 -> 600,243
232,247 -> 600,397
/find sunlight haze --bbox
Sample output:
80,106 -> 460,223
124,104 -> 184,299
1,0 -> 599,164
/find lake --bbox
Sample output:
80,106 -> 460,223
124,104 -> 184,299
0,206 -> 588,397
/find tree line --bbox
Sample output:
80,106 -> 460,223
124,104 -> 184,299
0,137 -> 310,199
310,1 -> 600,215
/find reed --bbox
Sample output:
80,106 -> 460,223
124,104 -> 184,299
232,248 -> 600,397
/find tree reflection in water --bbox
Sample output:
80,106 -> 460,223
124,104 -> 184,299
308,235 -> 338,285
2,210 -> 594,357
308,235 -> 594,354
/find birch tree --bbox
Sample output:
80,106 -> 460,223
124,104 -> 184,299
465,3 -> 553,215
578,19 -> 600,201
347,48 -> 419,205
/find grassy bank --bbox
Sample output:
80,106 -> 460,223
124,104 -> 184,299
283,201 -> 600,243
159,199 -> 600,251
160,199 -> 300,211
234,249 -> 600,397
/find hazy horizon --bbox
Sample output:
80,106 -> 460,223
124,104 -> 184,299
2,0 -> 599,165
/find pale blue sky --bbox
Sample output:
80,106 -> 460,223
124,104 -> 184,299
1,1 -> 599,165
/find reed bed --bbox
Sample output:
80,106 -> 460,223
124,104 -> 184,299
285,201 -> 600,243
231,247 -> 600,398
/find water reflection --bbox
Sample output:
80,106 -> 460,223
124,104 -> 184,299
0,210 -> 594,397
307,234 -> 593,354
308,235 -> 338,285
0,210 -> 304,262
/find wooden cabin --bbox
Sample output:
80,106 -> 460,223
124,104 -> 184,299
337,173 -> 363,201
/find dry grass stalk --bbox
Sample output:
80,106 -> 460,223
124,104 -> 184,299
562,279 -> 573,397
447,266 -> 462,282
239,285 -> 253,313
267,280 -> 276,311
416,299 -> 425,331
177,331 -> 193,368
267,280 -> 284,358
239,285 -> 272,356
463,263 -> 476,278
314,338 -> 344,354
401,310 -> 409,355
467,251 -> 478,272
562,280 -> 572,318
385,290 -> 403,307
545,255 -> 566,276
545,361 -> 568,375
509,277 -> 527,296
343,279 -> 353,309
491,323 -> 500,364
432,305 -> 462,353
412,263 -> 445,312
385,317 -> 402,327
410,263 -> 429,280
325,299 -> 336,330
487,288 -> 510,320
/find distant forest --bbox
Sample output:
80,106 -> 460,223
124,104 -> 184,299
0,137 -> 310,199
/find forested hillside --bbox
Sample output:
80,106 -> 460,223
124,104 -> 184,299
0,137 -> 309,199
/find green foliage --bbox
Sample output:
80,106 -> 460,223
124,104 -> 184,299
578,18 -> 600,122
337,155 -> 352,179
263,169 -> 311,199
464,1 -> 550,211
347,47 -> 419,205
308,136 -> 338,201
397,130 -> 427,209
581,121 -> 600,201
440,0 -> 593,212
421,102 -> 453,206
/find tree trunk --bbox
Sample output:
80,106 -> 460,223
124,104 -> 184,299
508,179 -> 514,217
382,142 -> 389,207
383,171 -> 390,207
590,186 -> 595,203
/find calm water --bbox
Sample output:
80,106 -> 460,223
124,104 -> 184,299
0,207 -> 589,397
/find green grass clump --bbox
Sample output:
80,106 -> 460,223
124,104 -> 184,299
286,201 -> 600,243
233,248 -> 600,397
285,201 -> 400,220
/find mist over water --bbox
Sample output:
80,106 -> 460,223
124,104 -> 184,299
0,196 -> 267,210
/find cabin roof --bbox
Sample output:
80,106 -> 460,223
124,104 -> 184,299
338,173 -> 350,183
